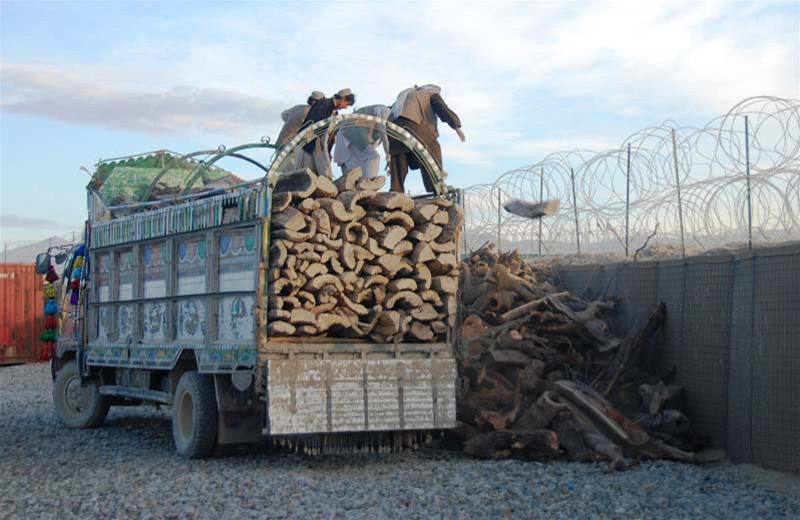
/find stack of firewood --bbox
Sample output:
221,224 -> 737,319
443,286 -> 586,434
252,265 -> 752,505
452,243 -> 714,469
266,168 -> 461,342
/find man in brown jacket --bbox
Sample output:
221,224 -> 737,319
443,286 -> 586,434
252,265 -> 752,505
387,85 -> 465,193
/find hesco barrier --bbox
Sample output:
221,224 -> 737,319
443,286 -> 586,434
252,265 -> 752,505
554,243 -> 800,473
0,264 -> 44,364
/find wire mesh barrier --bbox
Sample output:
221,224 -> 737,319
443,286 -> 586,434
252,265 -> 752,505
553,243 -> 800,473
462,96 -> 800,257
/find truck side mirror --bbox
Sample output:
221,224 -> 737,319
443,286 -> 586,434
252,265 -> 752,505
35,252 -> 51,275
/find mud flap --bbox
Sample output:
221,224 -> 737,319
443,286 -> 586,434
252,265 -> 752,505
214,374 -> 262,445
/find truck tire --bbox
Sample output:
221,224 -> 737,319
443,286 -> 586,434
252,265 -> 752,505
53,360 -> 111,428
172,371 -> 218,458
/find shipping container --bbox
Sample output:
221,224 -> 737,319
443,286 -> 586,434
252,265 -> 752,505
0,264 -> 44,364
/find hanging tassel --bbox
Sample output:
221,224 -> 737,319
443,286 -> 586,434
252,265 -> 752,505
70,289 -> 80,306
45,266 -> 59,283
73,256 -> 84,268
40,341 -> 54,362
44,299 -> 58,315
44,284 -> 57,299
45,315 -> 58,329
71,279 -> 81,291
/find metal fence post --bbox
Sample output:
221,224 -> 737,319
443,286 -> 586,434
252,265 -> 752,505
496,187 -> 502,251
625,143 -> 631,257
571,167 -> 581,256
745,115 -> 753,250
538,169 -> 544,256
671,129 -> 686,257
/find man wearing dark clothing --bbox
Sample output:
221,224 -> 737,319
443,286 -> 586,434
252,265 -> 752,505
295,88 -> 356,178
387,85 -> 465,193
276,90 -> 325,148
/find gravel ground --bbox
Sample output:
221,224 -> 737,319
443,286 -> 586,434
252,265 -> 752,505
2,363 -> 799,519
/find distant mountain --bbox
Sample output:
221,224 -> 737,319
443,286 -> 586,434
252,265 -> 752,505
1,236 -> 72,264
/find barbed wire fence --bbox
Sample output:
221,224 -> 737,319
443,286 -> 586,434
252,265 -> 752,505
462,96 -> 800,259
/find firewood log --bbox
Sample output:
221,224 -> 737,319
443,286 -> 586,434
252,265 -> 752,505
429,253 -> 458,275
411,303 -> 438,321
313,175 -> 338,198
297,198 -> 319,213
432,210 -> 449,226
431,276 -> 458,295
364,218 -> 385,234
369,191 -> 414,212
271,192 -> 292,212
268,321 -> 296,336
385,291 -> 423,309
381,211 -> 415,231
274,169 -> 317,198
270,241 -> 288,267
419,289 -> 443,307
411,242 -> 435,263
333,168 -> 362,192
387,278 -> 418,293
375,226 -> 408,250
338,190 -> 374,213
356,175 -> 386,191
463,430 -> 560,460
411,203 -> 438,224
409,223 -> 442,242
394,240 -> 413,257
318,198 -> 358,222
407,321 -> 434,341
316,312 -> 352,333
414,264 -> 433,290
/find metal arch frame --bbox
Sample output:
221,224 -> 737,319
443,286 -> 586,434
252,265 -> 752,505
266,113 -> 448,196
179,142 -> 279,195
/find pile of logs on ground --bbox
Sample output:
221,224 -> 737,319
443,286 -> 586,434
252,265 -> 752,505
451,243 -> 715,469
266,168 -> 461,342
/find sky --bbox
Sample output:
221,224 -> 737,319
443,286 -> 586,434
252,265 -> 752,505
1,0 -> 798,245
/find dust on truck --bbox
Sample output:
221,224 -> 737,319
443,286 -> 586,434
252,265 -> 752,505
48,114 -> 461,458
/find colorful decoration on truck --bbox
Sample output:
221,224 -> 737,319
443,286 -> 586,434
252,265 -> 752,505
90,188 -> 269,248
40,272 -> 59,360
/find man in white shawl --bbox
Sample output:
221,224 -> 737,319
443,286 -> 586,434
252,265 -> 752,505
333,104 -> 391,179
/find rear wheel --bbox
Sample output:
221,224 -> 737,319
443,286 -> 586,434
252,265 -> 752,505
172,371 -> 218,458
53,361 -> 111,428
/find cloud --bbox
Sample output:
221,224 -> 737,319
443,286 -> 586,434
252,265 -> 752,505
1,1 -> 797,174
0,213 -> 67,229
0,62 -> 285,136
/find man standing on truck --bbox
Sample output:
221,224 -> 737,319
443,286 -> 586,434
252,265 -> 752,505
295,88 -> 356,178
276,90 -> 326,148
333,104 -> 391,179
387,84 -> 465,193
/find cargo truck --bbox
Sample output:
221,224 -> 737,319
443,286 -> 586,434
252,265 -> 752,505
43,114 -> 461,457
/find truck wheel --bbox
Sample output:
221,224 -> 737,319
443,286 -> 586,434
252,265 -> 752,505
53,360 -> 111,428
172,371 -> 218,458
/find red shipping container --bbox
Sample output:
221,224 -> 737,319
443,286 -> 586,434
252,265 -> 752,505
0,264 -> 44,364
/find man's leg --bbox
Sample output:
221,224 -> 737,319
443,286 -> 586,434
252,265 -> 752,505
295,149 -> 314,173
420,138 -> 443,192
389,153 -> 409,193
312,139 -> 333,178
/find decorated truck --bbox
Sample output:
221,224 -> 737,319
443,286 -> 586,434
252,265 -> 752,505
42,114 -> 462,457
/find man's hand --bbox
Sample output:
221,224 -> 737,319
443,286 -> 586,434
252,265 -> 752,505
455,127 -> 466,142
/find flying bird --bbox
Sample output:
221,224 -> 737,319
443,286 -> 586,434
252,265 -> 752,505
503,199 -> 560,220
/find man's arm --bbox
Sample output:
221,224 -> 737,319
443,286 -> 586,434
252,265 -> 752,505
430,93 -> 461,129
430,93 -> 465,142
